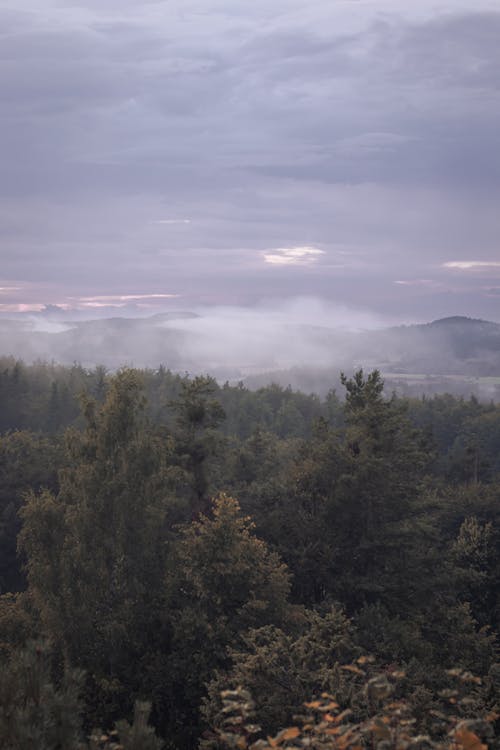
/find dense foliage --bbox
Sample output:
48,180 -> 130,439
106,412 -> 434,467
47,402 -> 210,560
0,360 -> 498,748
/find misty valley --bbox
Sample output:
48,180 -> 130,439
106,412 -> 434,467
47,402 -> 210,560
0,355 -> 499,748
1,311 -> 500,400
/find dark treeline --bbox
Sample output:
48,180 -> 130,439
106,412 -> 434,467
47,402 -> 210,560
0,360 -> 499,748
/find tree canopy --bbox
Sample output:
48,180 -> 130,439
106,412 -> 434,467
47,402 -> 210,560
0,364 -> 498,748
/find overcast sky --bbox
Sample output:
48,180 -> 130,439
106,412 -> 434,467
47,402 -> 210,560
1,0 -> 500,322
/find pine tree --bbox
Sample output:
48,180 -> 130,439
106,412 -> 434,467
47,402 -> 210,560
333,370 -> 430,611
170,376 -> 225,514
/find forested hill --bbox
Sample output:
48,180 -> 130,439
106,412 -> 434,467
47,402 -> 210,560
0,312 -> 499,381
0,363 -> 499,747
378,315 -> 500,374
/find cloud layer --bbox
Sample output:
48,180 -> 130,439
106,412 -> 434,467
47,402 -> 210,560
1,0 -> 500,320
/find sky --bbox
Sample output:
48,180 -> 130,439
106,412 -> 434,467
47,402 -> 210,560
1,0 -> 500,322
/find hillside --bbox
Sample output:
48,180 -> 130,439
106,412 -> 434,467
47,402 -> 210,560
380,316 -> 500,375
0,312 -> 499,384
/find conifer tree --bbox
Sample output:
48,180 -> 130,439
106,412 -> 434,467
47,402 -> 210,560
333,369 -> 429,611
170,376 -> 225,514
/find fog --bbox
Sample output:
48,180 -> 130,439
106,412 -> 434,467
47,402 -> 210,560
0,298 -> 391,375
164,298 -> 392,376
1,299 -> 499,399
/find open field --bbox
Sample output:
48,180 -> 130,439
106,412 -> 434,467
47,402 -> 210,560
384,372 -> 500,400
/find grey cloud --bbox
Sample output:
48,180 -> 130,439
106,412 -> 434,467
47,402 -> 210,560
1,1 -> 500,323
376,12 -> 500,89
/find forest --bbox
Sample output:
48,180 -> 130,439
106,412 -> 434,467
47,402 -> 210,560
0,358 -> 499,749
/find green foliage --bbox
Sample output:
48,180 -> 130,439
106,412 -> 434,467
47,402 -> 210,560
203,607 -> 356,735
163,494 -> 292,744
341,368 -> 384,412
327,371 -> 430,610
168,494 -> 290,632
0,431 -> 61,593
0,641 -> 163,750
0,592 -> 36,659
0,641 -> 85,750
18,370 -> 177,727
354,601 -> 497,682
89,702 -> 163,750
170,376 -> 226,511
1,364 -> 499,748
451,518 -> 499,629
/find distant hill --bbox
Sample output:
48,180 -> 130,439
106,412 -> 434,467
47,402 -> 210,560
373,316 -> 500,376
423,316 -> 500,360
0,312 -> 200,371
0,312 -> 499,385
